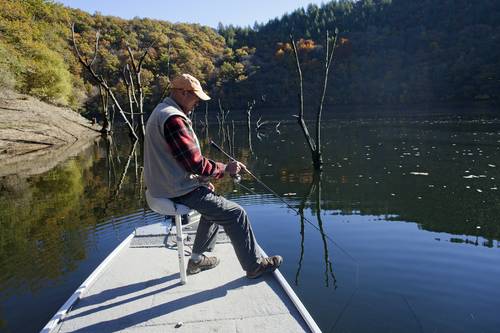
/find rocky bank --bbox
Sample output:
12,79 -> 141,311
0,89 -> 101,177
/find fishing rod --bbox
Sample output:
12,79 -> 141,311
210,140 -> 358,264
210,140 -> 301,214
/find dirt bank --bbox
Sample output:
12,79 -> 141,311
0,89 -> 102,177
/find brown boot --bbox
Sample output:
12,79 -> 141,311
187,255 -> 220,275
246,255 -> 283,279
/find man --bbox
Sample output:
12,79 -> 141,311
144,73 -> 282,279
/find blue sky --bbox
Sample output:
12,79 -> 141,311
57,0 -> 326,28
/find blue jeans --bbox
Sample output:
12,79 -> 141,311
173,186 -> 261,272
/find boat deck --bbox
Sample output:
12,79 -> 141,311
53,223 -> 310,332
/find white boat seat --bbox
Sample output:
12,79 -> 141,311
145,190 -> 192,216
145,190 -> 191,284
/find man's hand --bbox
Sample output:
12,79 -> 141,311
225,161 -> 247,176
207,182 -> 215,192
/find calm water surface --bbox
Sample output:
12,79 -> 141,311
1,117 -> 500,332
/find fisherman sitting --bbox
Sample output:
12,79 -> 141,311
144,73 -> 282,278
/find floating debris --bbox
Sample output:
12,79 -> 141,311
282,192 -> 297,196
476,189 -> 483,193
488,164 -> 496,168
410,172 -> 429,176
463,175 -> 486,179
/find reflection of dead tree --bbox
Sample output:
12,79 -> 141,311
71,23 -> 138,140
314,172 -> 337,288
255,116 -> 270,142
98,85 -> 110,134
231,120 -> 236,156
246,100 -> 255,153
225,124 -> 231,156
110,105 -> 116,129
105,137 -> 117,190
134,140 -> 139,185
290,29 -> 338,170
205,102 -> 209,130
255,116 -> 270,131
294,171 -> 337,288
113,140 -> 137,198
295,175 -> 316,286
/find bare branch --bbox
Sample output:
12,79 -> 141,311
71,23 -> 138,140
90,31 -> 100,67
126,44 -> 138,73
71,23 -> 84,63
137,41 -> 155,70
290,34 -> 317,155
122,64 -> 131,86
315,28 -> 339,169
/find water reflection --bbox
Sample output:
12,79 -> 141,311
295,171 -> 337,288
1,118 -> 500,332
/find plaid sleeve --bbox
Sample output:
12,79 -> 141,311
164,116 -> 225,179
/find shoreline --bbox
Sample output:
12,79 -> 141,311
0,89 -> 102,177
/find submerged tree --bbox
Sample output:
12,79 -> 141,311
290,29 -> 339,170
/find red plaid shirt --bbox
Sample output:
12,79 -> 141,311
164,116 -> 225,179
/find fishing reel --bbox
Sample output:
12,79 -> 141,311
231,173 -> 241,184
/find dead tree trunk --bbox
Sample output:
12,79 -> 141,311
126,42 -> 154,138
217,99 -> 229,140
98,84 -> 111,134
71,23 -> 138,140
290,29 -> 338,170
122,64 -> 135,129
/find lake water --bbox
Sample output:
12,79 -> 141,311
1,117 -> 500,332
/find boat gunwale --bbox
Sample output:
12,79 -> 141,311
40,232 -> 135,333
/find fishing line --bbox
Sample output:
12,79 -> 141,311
212,140 -> 361,325
210,140 -> 358,265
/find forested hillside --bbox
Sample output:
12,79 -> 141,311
0,0 -> 246,111
0,0 -> 498,115
219,0 -> 500,109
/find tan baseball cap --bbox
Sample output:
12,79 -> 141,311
171,74 -> 211,101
